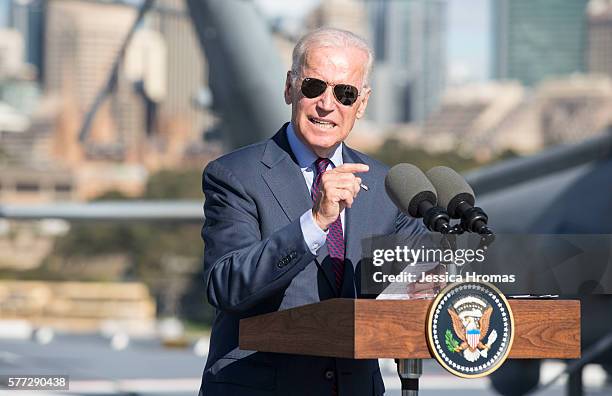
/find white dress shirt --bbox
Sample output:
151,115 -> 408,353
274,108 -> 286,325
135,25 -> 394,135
286,122 -> 345,255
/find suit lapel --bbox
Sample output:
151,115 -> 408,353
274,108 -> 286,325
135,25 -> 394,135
260,126 -> 337,294
261,126 -> 311,222
261,158 -> 312,222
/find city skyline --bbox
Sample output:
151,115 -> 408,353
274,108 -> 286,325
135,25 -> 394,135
0,0 -> 496,85
0,0 -> 607,171
255,0 -> 491,83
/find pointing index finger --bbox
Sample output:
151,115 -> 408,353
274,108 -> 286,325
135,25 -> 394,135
334,163 -> 369,174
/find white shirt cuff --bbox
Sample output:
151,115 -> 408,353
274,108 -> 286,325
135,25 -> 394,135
300,209 -> 328,255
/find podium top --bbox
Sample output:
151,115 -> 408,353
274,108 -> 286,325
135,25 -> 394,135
239,298 -> 580,359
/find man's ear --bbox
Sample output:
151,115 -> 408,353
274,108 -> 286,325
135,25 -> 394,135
356,87 -> 371,119
284,71 -> 292,105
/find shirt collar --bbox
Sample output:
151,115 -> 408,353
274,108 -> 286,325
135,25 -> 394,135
286,122 -> 343,169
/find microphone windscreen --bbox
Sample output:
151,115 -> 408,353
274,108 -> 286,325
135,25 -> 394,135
426,166 -> 475,218
385,163 -> 437,217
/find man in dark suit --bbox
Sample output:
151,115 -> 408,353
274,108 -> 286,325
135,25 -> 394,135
199,28 -> 428,396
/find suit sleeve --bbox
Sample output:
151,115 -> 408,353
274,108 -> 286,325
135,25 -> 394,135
395,209 -> 432,246
393,208 -> 441,269
201,160 -> 316,314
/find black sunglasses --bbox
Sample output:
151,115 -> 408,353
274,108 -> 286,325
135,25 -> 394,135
300,77 -> 360,106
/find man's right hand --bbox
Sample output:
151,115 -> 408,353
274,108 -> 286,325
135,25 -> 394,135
312,163 -> 369,230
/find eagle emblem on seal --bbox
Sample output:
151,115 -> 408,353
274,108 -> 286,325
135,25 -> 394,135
445,295 -> 498,362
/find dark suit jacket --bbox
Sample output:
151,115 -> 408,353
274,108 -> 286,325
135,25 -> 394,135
199,125 -> 428,395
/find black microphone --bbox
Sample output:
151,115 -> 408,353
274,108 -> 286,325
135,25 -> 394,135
425,166 -> 492,235
385,163 -> 451,233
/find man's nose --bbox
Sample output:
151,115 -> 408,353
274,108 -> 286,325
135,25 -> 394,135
316,86 -> 335,111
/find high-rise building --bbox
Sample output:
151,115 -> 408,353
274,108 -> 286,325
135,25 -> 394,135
146,0 -> 211,163
492,0 -> 588,86
44,0 -> 135,111
0,29 -> 24,78
44,0 -> 213,169
306,0 -> 369,40
44,0 -> 142,163
587,0 -> 612,77
366,0 -> 447,124
9,0 -> 44,80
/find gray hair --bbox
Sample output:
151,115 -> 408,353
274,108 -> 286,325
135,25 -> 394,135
291,27 -> 374,88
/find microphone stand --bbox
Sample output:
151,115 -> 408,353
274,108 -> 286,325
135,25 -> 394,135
440,223 -> 463,277
396,358 -> 422,396
396,224 -> 462,396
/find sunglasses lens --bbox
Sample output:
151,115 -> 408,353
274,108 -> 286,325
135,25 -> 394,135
301,78 -> 327,98
334,84 -> 359,106
300,78 -> 359,106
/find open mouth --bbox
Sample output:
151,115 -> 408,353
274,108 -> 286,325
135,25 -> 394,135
308,117 -> 337,129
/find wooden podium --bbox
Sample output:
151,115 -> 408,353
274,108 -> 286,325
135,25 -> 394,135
239,298 -> 580,394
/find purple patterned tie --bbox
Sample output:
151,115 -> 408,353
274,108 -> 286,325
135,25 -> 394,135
311,158 -> 345,293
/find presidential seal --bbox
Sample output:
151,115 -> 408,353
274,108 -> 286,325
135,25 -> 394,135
427,281 -> 514,378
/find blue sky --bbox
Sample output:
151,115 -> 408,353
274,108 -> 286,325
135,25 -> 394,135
447,0 -> 490,82
254,0 -> 320,19
0,0 -> 9,28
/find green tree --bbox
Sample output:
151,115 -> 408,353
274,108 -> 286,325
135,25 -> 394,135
367,138 -> 482,172
144,169 -> 202,199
